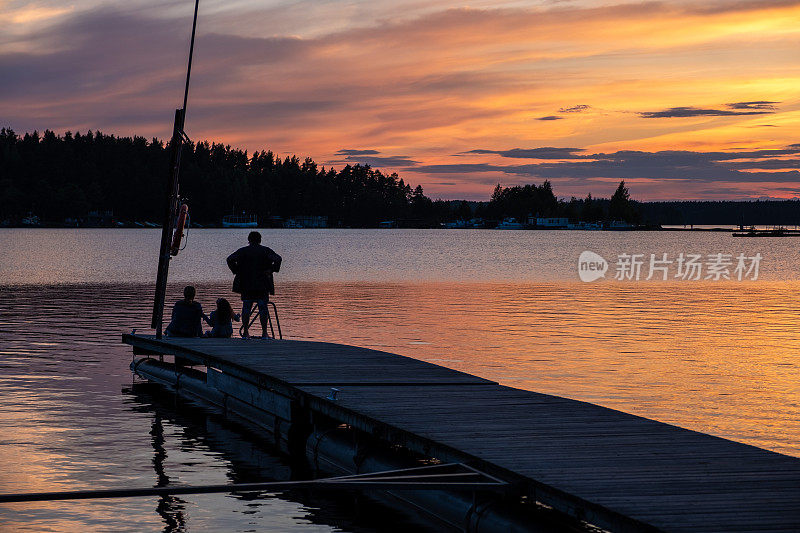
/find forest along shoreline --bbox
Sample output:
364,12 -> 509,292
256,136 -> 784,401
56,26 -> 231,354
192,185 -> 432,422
3,128 -> 798,229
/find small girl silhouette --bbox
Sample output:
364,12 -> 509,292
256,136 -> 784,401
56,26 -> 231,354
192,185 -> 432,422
203,298 -> 240,338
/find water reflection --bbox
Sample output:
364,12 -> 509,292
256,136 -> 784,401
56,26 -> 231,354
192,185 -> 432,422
150,413 -> 187,532
125,383 -> 434,533
0,283 -> 382,532
0,279 -> 798,530
279,281 -> 800,456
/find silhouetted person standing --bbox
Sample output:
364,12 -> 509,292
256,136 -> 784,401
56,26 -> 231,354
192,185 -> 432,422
227,231 -> 282,338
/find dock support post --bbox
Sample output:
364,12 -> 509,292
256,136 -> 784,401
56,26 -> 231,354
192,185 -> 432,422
151,109 -> 185,339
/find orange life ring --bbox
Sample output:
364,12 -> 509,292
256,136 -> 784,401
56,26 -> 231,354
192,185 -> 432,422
170,203 -> 189,256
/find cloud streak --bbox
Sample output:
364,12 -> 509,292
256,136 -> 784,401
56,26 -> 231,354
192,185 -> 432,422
336,149 -> 381,156
417,145 -> 800,186
334,149 -> 419,167
559,104 -> 591,113
639,105 -> 777,118
465,147 -> 585,159
727,100 -> 779,110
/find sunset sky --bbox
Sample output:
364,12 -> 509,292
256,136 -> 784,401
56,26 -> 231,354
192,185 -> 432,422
2,0 -> 799,200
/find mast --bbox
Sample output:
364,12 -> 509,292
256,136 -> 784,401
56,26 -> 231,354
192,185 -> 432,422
151,0 -> 200,338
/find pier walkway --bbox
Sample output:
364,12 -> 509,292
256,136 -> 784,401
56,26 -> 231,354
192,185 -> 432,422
124,334 -> 800,532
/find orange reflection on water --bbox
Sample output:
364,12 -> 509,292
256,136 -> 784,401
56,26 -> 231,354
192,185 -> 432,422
1,280 -> 798,531
277,281 -> 800,457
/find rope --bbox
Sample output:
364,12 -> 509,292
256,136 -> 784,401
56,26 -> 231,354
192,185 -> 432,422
179,212 -> 190,252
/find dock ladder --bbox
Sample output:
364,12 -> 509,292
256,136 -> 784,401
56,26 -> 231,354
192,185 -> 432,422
239,300 -> 282,339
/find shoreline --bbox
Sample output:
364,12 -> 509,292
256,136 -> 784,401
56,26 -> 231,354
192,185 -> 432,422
0,225 -> 745,231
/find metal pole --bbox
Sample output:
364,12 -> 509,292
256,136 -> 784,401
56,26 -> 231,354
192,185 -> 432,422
0,474 -> 507,504
182,0 -> 200,115
151,0 -> 200,338
151,110 -> 184,337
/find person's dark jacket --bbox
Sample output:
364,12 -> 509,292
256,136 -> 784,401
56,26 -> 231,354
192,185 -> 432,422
227,243 -> 282,299
165,300 -> 203,337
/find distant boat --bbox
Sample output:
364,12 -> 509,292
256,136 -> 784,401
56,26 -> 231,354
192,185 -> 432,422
470,218 -> 486,228
606,220 -> 635,231
534,217 -> 569,229
85,210 -> 114,227
222,213 -> 258,228
496,217 -> 525,229
567,221 -> 602,230
284,215 -> 327,228
21,213 -> 41,226
283,219 -> 302,229
442,220 -> 469,229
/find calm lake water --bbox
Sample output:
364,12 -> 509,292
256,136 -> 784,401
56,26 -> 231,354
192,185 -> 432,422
1,228 -> 799,531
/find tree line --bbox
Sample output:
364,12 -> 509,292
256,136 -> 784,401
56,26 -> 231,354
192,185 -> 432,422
0,128 -> 449,226
478,181 -> 800,225
2,128 -> 799,227
639,200 -> 800,226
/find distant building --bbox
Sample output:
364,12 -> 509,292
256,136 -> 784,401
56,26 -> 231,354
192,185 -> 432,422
533,217 -> 569,228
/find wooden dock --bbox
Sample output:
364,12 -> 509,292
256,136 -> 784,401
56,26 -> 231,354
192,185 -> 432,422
123,334 -> 800,532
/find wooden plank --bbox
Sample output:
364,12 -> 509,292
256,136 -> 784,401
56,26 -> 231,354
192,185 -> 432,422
295,383 -> 800,532
125,334 -> 493,385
